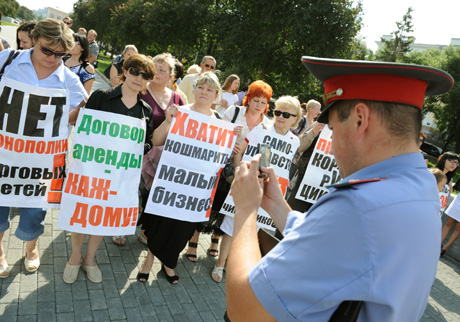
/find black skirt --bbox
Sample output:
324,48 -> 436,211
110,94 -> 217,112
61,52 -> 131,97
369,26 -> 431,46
142,213 -> 197,269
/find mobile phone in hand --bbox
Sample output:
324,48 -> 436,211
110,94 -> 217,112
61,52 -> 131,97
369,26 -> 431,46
257,143 -> 271,179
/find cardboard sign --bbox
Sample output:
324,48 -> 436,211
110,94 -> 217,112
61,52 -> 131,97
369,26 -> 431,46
57,109 -> 145,235
0,78 -> 70,207
220,127 -> 299,231
144,107 -> 237,222
295,125 -> 341,204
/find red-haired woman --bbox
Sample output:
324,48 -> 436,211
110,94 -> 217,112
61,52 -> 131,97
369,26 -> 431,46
185,80 -> 273,266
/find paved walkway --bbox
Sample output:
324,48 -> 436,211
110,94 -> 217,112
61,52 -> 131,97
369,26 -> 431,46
1,70 -> 460,322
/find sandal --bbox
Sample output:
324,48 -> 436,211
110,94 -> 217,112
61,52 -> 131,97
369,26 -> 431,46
208,238 -> 219,257
137,272 -> 149,283
112,236 -> 126,246
186,242 -> 198,262
161,265 -> 179,285
0,262 -> 10,279
211,265 -> 224,283
137,233 -> 147,246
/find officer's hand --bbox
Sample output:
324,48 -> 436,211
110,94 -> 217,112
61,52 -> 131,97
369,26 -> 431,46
259,167 -> 285,213
232,155 -> 264,214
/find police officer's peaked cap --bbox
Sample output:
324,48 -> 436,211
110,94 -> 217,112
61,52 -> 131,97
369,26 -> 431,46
301,56 -> 454,123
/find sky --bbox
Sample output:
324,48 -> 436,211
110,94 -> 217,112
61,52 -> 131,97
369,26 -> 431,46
17,0 -> 75,14
16,0 -> 460,53
358,0 -> 460,52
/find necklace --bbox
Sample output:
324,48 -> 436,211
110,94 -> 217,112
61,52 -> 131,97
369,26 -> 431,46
149,83 -> 167,109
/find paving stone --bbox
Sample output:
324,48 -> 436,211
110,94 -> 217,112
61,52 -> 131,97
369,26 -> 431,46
0,302 -> 18,321
125,307 -> 143,321
38,281 -> 56,302
91,309 -> 110,322
37,301 -> 56,322
1,281 -> 20,304
88,289 -> 107,310
107,297 -> 127,320
18,290 -> 37,316
73,299 -> 93,321
55,291 -> 73,313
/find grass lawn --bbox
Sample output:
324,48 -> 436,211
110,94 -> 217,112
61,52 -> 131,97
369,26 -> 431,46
1,21 -> 18,27
97,58 -> 111,73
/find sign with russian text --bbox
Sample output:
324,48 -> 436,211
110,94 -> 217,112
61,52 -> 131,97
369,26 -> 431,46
57,109 -> 145,235
144,107 -> 237,222
220,127 -> 299,231
295,125 -> 340,203
0,78 -> 70,208
439,185 -> 449,214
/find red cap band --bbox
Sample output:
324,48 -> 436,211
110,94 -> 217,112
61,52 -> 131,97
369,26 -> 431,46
324,74 -> 428,109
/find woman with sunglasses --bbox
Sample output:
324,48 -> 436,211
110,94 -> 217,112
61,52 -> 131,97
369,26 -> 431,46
436,152 -> 460,257
64,34 -> 95,94
63,54 -> 155,284
112,53 -> 186,248
211,95 -> 301,283
0,18 -> 87,279
137,71 -> 226,284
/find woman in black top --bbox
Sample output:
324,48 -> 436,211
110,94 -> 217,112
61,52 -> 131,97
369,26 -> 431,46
63,54 -> 155,284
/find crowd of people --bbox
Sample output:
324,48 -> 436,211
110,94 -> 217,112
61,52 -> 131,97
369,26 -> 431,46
1,16 -> 460,321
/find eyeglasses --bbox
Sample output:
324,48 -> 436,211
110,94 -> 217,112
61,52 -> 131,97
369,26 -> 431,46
64,21 -> 71,25
204,63 -> 215,70
37,42 -> 67,58
274,110 -> 296,119
128,67 -> 151,80
154,66 -> 170,75
74,41 -> 80,46
448,159 -> 459,165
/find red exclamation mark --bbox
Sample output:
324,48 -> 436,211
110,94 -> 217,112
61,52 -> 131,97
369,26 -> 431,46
47,153 -> 66,203
132,207 -> 138,226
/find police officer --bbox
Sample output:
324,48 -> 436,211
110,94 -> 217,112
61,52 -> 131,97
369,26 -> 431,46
226,57 -> 454,321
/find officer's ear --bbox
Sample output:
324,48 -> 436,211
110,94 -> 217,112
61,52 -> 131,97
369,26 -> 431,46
352,102 -> 370,139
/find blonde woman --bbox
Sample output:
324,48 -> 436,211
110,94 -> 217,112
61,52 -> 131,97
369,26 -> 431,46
212,96 -> 301,282
138,72 -> 223,284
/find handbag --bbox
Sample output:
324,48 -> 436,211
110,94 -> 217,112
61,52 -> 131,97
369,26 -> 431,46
221,105 -> 240,183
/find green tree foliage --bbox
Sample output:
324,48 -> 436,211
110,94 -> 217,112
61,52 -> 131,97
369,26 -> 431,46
0,0 -> 20,18
17,6 -> 35,21
376,7 -> 415,62
72,0 -> 363,103
407,47 -> 460,152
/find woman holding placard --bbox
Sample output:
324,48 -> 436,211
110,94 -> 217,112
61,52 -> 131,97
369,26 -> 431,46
211,95 -> 301,283
62,54 -> 155,284
185,80 -> 273,264
138,71 -> 224,284
0,19 -> 87,278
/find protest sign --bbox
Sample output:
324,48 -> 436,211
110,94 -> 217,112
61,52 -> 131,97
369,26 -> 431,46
220,127 -> 299,231
57,109 -> 144,236
295,125 -> 340,204
144,107 -> 237,222
439,186 -> 449,215
0,78 -> 69,208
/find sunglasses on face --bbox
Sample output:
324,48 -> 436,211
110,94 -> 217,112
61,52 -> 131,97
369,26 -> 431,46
37,42 -> 67,58
128,67 -> 151,80
64,21 -> 71,25
204,63 -> 215,70
274,110 -> 296,119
